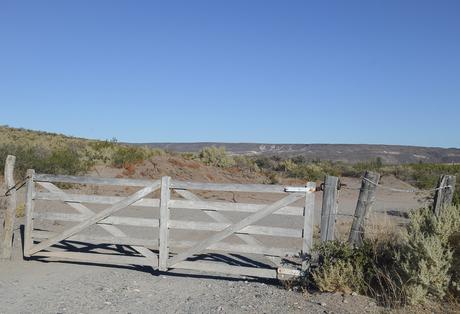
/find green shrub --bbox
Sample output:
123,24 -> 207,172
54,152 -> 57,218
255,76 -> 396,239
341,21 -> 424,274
267,171 -> 279,184
233,156 -> 260,173
312,260 -> 359,294
397,206 -> 460,304
198,146 -> 235,168
252,156 -> 347,181
0,144 -> 91,177
286,163 -> 327,181
111,146 -> 149,168
310,205 -> 460,307
451,232 -> 460,297
312,241 -> 371,294
254,156 -> 277,170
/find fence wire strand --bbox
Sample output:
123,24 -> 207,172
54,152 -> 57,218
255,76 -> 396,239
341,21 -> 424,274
1,175 -> 30,197
341,177 -> 453,194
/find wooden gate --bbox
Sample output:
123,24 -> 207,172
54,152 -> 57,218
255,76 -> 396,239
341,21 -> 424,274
24,169 -> 316,279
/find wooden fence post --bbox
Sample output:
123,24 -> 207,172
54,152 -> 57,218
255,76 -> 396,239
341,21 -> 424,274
23,169 -> 35,257
320,175 -> 338,242
433,175 -> 456,217
348,171 -> 380,247
301,182 -> 316,271
0,155 -> 17,260
158,176 -> 171,271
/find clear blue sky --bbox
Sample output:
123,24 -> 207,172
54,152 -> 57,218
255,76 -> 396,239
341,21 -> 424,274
1,1 -> 459,147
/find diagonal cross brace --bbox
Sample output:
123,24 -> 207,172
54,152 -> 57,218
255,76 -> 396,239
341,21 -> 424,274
29,181 -> 161,255
167,192 -> 304,268
174,189 -> 264,247
36,182 -> 158,266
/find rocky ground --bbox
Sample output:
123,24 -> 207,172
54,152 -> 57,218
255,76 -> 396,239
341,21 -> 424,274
0,255 -> 385,314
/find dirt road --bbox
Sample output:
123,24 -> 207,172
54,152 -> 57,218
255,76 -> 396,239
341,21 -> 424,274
0,252 -> 382,314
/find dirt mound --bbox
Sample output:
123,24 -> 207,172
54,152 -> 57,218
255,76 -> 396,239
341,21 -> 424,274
90,155 -> 269,184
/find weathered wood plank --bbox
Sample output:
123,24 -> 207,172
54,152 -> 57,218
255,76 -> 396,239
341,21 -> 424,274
34,191 -> 160,207
28,182 -> 161,255
320,176 -> 338,242
23,170 -> 35,257
34,173 -> 157,187
34,192 -> 303,215
32,231 -> 295,257
169,220 -> 302,237
33,211 -> 300,238
34,174 -> 305,194
301,182 -> 316,271
0,155 -> 17,259
158,176 -> 170,271
169,240 -> 294,256
33,212 -> 160,227
169,199 -> 304,216
172,261 -> 277,278
32,212 -> 301,237
167,192 -> 304,268
171,180 -> 292,194
348,171 -> 380,247
32,231 -> 155,247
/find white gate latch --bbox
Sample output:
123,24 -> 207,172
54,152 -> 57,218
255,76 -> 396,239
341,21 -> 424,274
284,186 -> 310,193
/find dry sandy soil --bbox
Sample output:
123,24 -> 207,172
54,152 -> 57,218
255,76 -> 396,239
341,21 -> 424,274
0,159 -> 436,313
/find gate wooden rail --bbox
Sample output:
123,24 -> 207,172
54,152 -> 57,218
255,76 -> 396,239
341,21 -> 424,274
24,170 -> 316,279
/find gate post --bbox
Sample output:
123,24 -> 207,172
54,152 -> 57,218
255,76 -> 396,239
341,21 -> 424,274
433,175 -> 456,217
320,176 -> 338,242
301,182 -> 316,271
0,155 -> 17,260
348,171 -> 380,247
158,176 -> 171,271
23,169 -> 35,258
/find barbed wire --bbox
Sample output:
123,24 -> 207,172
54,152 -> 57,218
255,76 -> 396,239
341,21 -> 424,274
335,213 -> 355,217
340,177 -> 453,194
362,177 -> 452,193
1,175 -> 30,197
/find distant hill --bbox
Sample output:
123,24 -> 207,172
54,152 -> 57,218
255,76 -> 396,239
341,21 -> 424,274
140,143 -> 460,164
2,125 -> 459,165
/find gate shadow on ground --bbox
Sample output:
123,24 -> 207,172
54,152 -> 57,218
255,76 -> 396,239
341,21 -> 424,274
25,233 -> 280,285
29,257 -> 279,285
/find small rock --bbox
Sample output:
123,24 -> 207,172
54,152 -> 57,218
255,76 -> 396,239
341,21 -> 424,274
133,289 -> 140,292
351,292 -> 358,296
321,302 -> 327,307
369,301 -> 376,307
104,301 -> 111,305
343,299 -> 348,304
